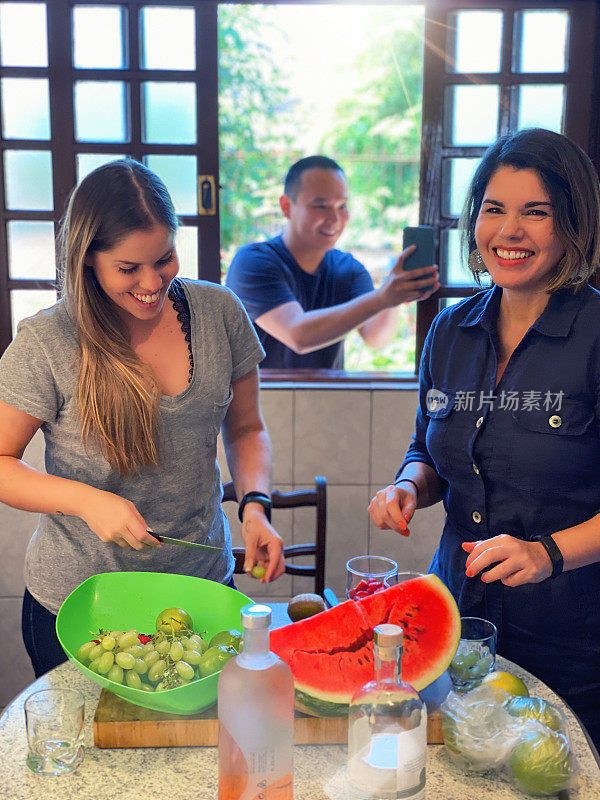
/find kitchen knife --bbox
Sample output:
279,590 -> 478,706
147,531 -> 222,551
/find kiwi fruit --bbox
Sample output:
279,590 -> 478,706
287,593 -> 326,622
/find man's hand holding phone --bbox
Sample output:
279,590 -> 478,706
378,227 -> 439,308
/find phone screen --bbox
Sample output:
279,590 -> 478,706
402,226 -> 435,290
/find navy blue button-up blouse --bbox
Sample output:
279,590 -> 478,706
399,283 -> 600,658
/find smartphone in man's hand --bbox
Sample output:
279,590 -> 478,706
402,226 -> 436,291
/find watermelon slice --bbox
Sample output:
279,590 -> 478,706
270,573 -> 460,716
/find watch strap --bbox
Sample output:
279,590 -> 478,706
394,478 -> 419,499
238,491 -> 272,523
538,535 -> 563,579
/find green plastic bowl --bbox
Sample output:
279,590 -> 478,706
56,571 -> 253,715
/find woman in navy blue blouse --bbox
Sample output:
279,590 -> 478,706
369,128 -> 600,748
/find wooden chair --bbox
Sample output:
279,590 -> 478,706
221,476 -> 327,597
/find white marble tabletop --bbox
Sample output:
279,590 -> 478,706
1,655 -> 599,799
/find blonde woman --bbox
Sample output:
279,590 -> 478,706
0,159 -> 284,676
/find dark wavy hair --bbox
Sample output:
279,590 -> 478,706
462,128 -> 600,291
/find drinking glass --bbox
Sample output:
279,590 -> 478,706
25,688 -> 85,775
449,616 -> 497,692
346,555 -> 398,600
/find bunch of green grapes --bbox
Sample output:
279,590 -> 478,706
76,625 -> 240,692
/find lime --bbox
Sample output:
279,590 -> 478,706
208,629 -> 242,652
199,644 -> 237,677
155,607 -> 193,635
481,670 -> 529,697
507,696 -> 563,732
510,728 -> 572,795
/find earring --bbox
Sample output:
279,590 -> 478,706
468,249 -> 486,273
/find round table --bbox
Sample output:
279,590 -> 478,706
1,657 -> 600,799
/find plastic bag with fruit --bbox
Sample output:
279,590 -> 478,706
441,685 -> 578,796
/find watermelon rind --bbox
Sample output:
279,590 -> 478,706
295,689 -> 348,717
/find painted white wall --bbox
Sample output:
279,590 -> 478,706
0,387 -> 445,707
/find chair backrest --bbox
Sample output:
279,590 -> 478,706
221,476 -> 327,597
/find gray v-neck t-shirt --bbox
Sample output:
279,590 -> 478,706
0,279 -> 264,613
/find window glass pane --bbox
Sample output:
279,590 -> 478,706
73,5 -> 125,69
175,225 -> 198,279
77,152 -> 126,182
141,6 -> 196,70
74,81 -> 128,142
344,304 -> 416,372
4,150 -> 53,210
144,155 -> 197,215
0,3 -> 47,67
516,10 -> 569,73
7,221 -> 55,279
517,85 -> 564,133
440,297 -> 469,311
445,85 -> 499,146
448,10 -> 503,74
1,78 -> 50,139
11,289 -> 57,336
142,82 -> 197,144
442,158 -> 480,218
442,228 -> 478,286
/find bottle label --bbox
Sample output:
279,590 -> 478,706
396,727 -> 426,800
218,722 -> 293,800
396,756 -> 425,799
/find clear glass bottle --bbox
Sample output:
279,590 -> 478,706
218,603 -> 294,800
348,624 -> 427,800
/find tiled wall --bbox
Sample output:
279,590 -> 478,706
0,387 -> 445,707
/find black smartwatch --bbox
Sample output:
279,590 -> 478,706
238,491 -> 272,523
538,535 -> 563,579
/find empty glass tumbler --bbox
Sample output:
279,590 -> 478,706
25,688 -> 85,775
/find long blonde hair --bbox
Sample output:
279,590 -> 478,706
58,159 -> 178,475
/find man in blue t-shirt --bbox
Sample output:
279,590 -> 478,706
226,156 -> 439,369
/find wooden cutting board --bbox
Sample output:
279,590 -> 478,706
93,689 -> 443,748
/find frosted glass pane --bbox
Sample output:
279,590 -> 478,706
517,11 -> 569,73
175,226 -> 198,279
142,82 -> 197,144
7,221 -> 56,279
74,82 -> 128,142
442,228 -> 477,286
77,152 -> 126,182
73,5 -> 125,69
446,85 -> 499,146
440,297 -> 467,311
449,11 -> 502,74
141,6 -> 195,70
442,158 -> 480,218
4,150 -> 53,210
517,85 -> 564,133
11,290 -> 57,336
144,155 -> 197,215
1,78 -> 50,139
0,3 -> 47,67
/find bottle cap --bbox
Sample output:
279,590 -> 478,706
374,623 -> 403,647
241,603 -> 272,629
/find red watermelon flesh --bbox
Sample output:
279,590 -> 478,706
270,573 -> 460,716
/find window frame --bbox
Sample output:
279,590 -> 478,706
0,0 -> 220,355
1,0 -> 599,385
416,0 -> 600,366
